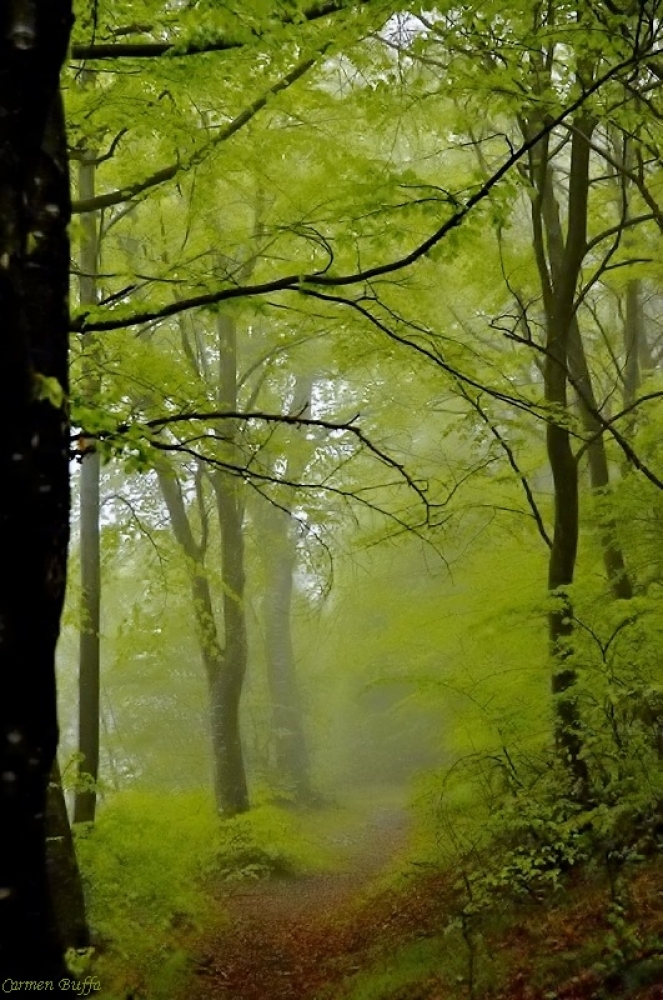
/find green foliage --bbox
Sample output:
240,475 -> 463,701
76,790 -> 333,996
334,938 -> 449,1000
417,655 -> 663,989
203,801 -> 332,880
75,792 -> 218,997
59,2 -> 663,993
390,581 -> 663,994
33,372 -> 65,408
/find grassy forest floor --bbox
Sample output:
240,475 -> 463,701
176,791 -> 663,1000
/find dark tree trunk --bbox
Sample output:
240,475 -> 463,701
539,150 -> 632,600
0,0 -> 74,976
74,154 -> 101,824
208,658 -> 249,816
211,468 -> 249,815
46,762 -> 89,951
74,445 -> 101,823
624,278 -> 643,409
527,114 -> 594,793
567,322 -> 632,600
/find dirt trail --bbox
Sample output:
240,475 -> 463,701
190,804 -> 409,1000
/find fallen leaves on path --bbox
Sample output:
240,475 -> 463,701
188,805 -> 427,1000
186,811 -> 663,1000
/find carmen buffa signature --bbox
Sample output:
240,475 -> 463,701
2,978 -> 100,995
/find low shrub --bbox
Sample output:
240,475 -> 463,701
76,790 -> 332,998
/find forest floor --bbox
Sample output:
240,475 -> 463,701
187,790 -> 411,1000
182,795 -> 663,1000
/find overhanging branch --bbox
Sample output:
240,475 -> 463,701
70,0 -> 376,60
71,52 -> 322,214
74,407 -> 433,514
71,41 -> 662,333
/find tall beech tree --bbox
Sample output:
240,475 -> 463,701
0,0 -> 74,976
259,371 -> 316,801
74,149 -> 102,825
156,312 -> 251,815
208,314 -> 250,815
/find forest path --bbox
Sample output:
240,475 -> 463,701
189,795 -> 411,1000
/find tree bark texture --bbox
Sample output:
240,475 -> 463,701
74,154 -> 102,825
46,762 -> 89,952
0,0 -> 74,976
210,314 -> 250,816
540,153 -> 632,600
527,115 -> 594,792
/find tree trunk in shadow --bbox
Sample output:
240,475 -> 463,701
46,762 -> 89,951
0,6 -> 74,974
567,322 -> 632,599
209,312 -> 250,816
208,661 -> 249,817
74,150 -> 101,825
74,450 -> 101,822
624,279 -> 643,410
211,470 -> 250,816
526,111 -> 593,795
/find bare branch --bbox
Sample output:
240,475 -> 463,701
69,129 -> 129,165
300,288 -> 553,421
76,407 -> 432,514
152,439 -> 427,536
456,385 -> 553,549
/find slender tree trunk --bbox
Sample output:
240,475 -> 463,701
545,308 -> 585,785
527,115 -> 594,792
75,447 -> 101,820
261,504 -> 311,800
624,278 -> 643,409
567,323 -> 632,599
0,1 -> 74,975
540,156 -> 632,599
259,370 -> 314,800
74,154 -> 102,824
636,291 -> 655,374
615,127 -> 650,401
209,314 -> 250,816
157,462 -> 249,814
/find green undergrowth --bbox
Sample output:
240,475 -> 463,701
328,761 -> 663,1000
75,789 -> 341,999
330,938 -> 448,1000
329,860 -> 663,1000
